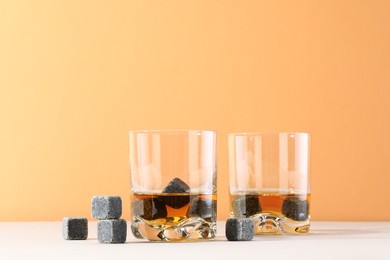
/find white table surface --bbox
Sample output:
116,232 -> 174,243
0,221 -> 389,260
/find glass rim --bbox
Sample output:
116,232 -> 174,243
228,131 -> 310,136
129,129 -> 216,135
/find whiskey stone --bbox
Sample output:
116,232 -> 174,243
62,217 -> 88,240
132,198 -> 167,220
162,178 -> 190,193
92,196 -> 122,219
160,194 -> 190,209
161,178 -> 190,208
187,196 -> 216,222
232,195 -> 262,218
282,198 -> 309,221
225,218 -> 254,241
97,219 -> 127,243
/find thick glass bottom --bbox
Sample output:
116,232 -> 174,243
251,212 -> 310,235
131,216 -> 216,241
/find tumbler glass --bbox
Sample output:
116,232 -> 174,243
129,130 -> 217,241
228,132 -> 311,234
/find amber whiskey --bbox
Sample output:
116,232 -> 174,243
230,191 -> 310,234
131,193 -> 217,240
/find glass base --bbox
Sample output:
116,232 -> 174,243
131,216 -> 216,241
251,213 -> 310,235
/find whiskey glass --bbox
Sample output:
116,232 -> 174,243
228,132 -> 311,234
129,130 -> 217,241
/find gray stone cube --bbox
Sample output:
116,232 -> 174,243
62,217 -> 88,240
187,196 -> 216,222
161,178 -> 191,208
232,195 -> 262,218
225,218 -> 254,241
282,198 -> 309,221
97,219 -> 127,243
132,198 -> 167,220
92,196 -> 122,219
162,178 -> 190,193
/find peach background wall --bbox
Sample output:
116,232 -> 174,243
0,0 -> 389,221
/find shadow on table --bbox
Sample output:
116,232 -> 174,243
123,228 -> 378,243
89,228 -> 381,244
308,228 -> 376,236
248,228 -> 381,242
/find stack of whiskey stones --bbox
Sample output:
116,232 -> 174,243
91,196 -> 127,243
